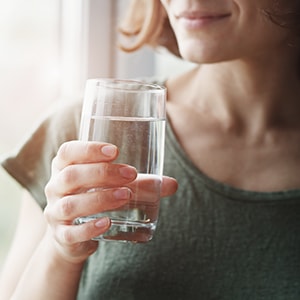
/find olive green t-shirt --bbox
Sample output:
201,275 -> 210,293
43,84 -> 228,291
1,94 -> 300,299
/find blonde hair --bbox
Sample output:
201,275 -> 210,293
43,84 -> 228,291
118,0 -> 180,57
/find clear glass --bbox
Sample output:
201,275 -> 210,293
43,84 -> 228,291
75,79 -> 166,243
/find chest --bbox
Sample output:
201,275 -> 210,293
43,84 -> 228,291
78,186 -> 300,299
167,105 -> 300,192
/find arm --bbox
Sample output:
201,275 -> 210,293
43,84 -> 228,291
0,141 -> 178,300
0,142 -> 116,300
0,190 -> 91,300
0,191 -> 46,299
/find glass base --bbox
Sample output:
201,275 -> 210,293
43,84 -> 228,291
75,217 -> 156,243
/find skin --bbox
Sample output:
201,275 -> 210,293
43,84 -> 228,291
161,0 -> 300,191
1,0 -> 300,298
0,142 -> 177,299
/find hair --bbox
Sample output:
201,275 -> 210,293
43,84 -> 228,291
118,0 -> 179,56
263,2 -> 300,40
118,0 -> 300,57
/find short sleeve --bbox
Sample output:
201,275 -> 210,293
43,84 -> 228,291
1,100 -> 83,209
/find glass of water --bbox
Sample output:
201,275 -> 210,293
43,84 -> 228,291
76,78 -> 166,243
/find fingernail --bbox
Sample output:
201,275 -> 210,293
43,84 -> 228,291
113,188 -> 131,200
119,166 -> 136,180
95,217 -> 110,228
101,145 -> 117,157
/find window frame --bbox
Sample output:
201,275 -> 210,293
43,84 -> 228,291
59,0 -> 156,100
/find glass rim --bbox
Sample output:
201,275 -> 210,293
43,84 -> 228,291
86,78 -> 166,93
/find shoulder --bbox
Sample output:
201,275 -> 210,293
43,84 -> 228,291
46,98 -> 83,137
0,97 -> 83,208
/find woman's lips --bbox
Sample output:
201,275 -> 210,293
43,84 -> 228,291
175,11 -> 231,30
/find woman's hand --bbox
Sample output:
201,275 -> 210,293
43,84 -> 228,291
44,141 -> 178,264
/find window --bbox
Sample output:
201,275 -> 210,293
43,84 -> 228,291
0,0 -> 193,270
0,0 -> 155,270
0,0 -> 60,268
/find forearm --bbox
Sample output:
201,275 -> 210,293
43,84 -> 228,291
11,232 -> 85,300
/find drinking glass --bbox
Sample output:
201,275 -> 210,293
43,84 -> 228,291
75,78 -> 166,243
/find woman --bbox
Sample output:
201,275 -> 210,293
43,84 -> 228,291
1,0 -> 300,299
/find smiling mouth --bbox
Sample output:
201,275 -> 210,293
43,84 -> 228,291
175,12 -> 231,29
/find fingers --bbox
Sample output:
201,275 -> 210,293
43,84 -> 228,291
44,140 -> 178,260
55,217 -> 111,245
47,141 -> 137,198
47,187 -> 132,222
161,176 -> 178,198
52,141 -> 119,171
46,163 -> 137,197
125,174 -> 178,203
49,141 -> 177,199
43,217 -> 110,264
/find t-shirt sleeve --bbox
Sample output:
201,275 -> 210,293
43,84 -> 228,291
0,100 -> 82,209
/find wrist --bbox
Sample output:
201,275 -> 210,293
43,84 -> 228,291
42,228 -> 89,271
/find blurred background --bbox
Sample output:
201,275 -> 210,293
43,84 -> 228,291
0,0 -> 193,271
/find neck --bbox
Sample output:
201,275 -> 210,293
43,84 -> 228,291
170,48 -> 300,133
